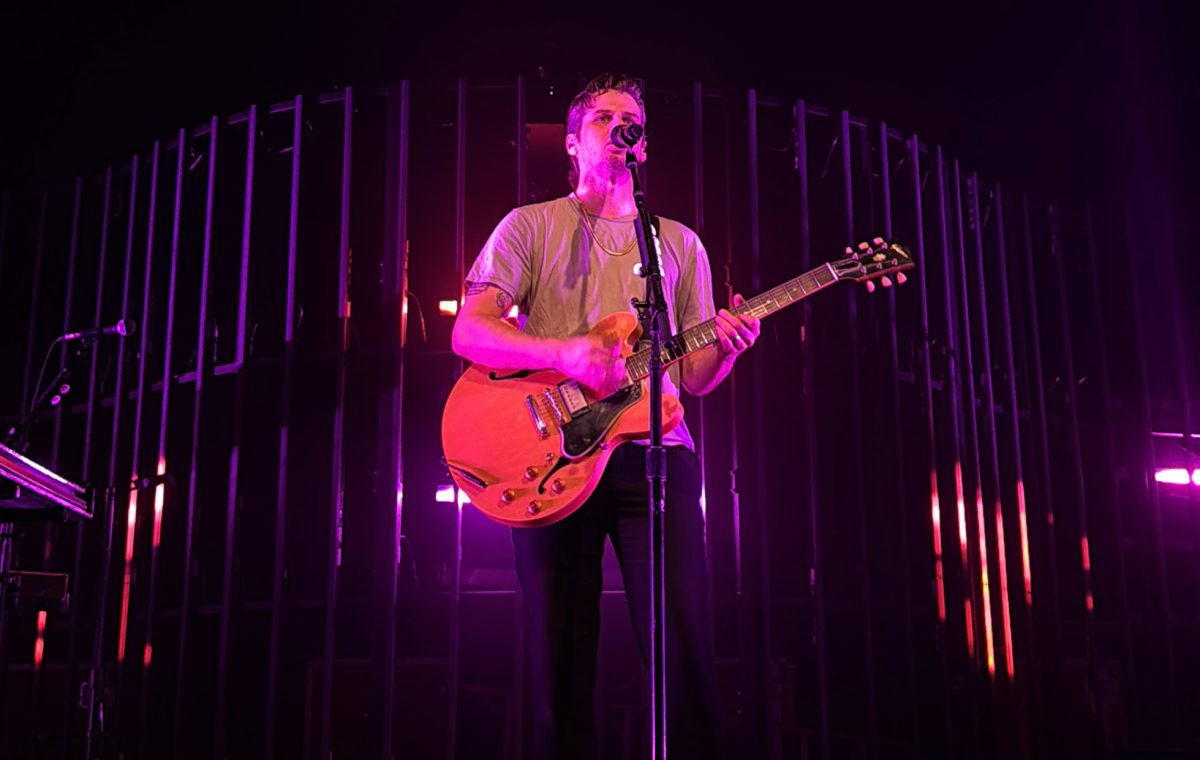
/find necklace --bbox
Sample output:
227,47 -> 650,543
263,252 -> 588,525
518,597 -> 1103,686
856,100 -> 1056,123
569,194 -> 636,257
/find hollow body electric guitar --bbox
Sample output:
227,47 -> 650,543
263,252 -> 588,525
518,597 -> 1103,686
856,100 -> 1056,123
441,239 -> 913,527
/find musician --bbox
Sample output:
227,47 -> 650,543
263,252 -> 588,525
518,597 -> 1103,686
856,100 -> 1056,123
451,73 -> 757,760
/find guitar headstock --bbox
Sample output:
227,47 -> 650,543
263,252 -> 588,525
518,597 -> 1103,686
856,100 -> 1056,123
830,237 -> 914,289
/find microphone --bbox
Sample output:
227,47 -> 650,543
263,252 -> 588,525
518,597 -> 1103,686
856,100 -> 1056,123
61,319 -> 137,341
609,123 -> 644,150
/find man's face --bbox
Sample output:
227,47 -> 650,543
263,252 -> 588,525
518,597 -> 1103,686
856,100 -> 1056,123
566,89 -> 647,184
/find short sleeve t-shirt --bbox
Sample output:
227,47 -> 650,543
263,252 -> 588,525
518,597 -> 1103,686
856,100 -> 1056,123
464,195 -> 717,450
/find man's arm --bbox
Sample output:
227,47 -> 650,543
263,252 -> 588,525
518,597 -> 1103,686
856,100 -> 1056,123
680,294 -> 760,396
451,283 -> 629,397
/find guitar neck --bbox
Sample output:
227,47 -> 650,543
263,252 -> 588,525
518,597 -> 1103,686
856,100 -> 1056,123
624,262 -> 840,383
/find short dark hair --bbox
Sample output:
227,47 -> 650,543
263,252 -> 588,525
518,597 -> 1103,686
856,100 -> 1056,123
565,73 -> 645,188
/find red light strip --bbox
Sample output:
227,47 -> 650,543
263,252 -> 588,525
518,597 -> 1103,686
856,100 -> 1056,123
965,599 -> 975,657
954,462 -> 972,642
33,610 -> 47,669
930,469 -> 946,621
995,501 -> 1014,678
975,487 -> 995,676
117,487 -> 138,663
1082,536 -> 1094,612
1016,479 -> 1032,606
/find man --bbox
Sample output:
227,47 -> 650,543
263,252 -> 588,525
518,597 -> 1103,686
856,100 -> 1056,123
451,73 -> 758,760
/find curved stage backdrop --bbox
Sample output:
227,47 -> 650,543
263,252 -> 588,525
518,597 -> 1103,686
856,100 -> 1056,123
0,76 -> 1196,758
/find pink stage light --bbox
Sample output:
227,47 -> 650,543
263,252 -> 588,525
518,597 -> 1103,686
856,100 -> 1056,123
1155,468 -> 1200,486
436,485 -> 470,508
33,610 -> 47,669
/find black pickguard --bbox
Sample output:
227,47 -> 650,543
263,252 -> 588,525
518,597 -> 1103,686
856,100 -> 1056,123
559,383 -> 643,460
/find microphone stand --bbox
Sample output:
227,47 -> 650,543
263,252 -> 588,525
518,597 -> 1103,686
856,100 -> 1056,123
625,147 -> 669,760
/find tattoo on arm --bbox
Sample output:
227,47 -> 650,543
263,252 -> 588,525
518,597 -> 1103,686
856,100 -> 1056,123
495,289 -> 513,312
465,281 -> 515,313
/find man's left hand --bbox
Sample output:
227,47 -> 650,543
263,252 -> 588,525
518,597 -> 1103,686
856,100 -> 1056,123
715,294 -> 760,360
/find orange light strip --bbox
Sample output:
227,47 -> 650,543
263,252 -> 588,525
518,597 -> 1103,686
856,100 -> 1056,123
995,501 -> 1015,678
930,469 -> 946,621
1016,479 -> 1032,606
1082,536 -> 1094,612
117,487 -> 138,663
33,610 -> 47,669
954,461 -> 973,654
143,643 -> 153,667
153,457 -> 166,549
965,599 -> 975,657
975,487 -> 995,676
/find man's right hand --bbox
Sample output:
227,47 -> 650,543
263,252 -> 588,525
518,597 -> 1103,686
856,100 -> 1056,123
555,333 -> 628,399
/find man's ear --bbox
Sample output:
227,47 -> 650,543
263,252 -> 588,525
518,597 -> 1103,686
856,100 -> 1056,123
565,133 -> 578,155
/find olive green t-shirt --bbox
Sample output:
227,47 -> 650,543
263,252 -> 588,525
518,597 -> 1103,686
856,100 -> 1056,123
465,196 -> 717,450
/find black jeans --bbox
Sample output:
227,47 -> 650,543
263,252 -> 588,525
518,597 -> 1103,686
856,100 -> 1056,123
512,443 -> 724,760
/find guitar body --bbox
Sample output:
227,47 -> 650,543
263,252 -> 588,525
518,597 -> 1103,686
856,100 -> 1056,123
441,312 -> 683,527
441,237 -> 914,528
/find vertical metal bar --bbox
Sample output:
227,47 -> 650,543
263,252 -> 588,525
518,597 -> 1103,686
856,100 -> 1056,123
968,175 -> 1012,679
21,188 -> 49,416
1082,205 -> 1136,719
125,140 -> 161,755
794,99 -> 830,760
1047,201 -> 1099,712
1018,193 -> 1064,753
445,78 -> 467,760
173,116 -> 219,758
59,176 -> 87,735
376,80 -> 410,760
745,89 -> 778,760
107,154 -> 140,757
878,122 -> 920,751
513,75 -> 527,760
952,162 -> 993,680
1155,200 -> 1196,741
82,170 -> 114,483
934,148 -> 978,741
840,110 -> 879,757
911,136 -> 955,756
265,96 -> 302,760
691,81 -> 710,619
139,127 -> 186,759
1122,205 -> 1177,736
215,105 -> 256,759
111,154 -> 141,666
721,95 -> 742,598
319,87 -> 353,760
992,186 -> 1039,741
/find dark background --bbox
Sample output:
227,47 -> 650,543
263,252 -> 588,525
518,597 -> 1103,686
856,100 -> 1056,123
2,2 -> 1198,758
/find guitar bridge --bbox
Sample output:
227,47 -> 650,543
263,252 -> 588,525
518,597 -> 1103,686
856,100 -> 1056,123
524,395 -> 549,440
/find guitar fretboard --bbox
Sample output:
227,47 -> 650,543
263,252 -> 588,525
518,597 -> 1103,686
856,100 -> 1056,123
624,262 -> 838,384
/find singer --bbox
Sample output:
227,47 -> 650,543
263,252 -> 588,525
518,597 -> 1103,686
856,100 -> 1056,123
451,73 -> 757,760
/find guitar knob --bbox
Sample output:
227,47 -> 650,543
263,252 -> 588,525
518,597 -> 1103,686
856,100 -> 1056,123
523,466 -> 538,482
545,452 -> 555,463
527,501 -> 541,515
551,479 -> 566,495
500,489 -> 516,505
